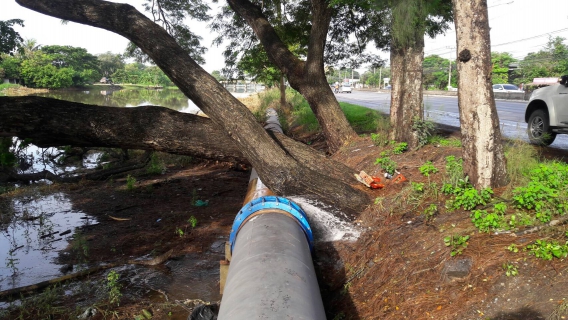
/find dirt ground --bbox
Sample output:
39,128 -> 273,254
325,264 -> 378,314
1,131 -> 568,319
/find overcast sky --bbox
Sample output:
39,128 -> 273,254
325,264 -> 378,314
2,0 -> 568,73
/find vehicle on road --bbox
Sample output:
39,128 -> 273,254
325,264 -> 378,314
338,83 -> 352,93
525,75 -> 568,145
493,84 -> 524,93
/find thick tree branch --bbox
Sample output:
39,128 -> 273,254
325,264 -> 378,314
13,0 -> 370,214
306,0 -> 333,73
225,0 -> 304,76
0,96 -> 369,215
0,96 -> 246,163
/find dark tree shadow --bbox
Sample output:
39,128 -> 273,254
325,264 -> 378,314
490,307 -> 545,320
313,241 -> 361,320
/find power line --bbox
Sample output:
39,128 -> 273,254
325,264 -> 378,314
492,28 -> 568,48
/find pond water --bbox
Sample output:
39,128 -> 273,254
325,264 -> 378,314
0,193 -> 98,291
33,86 -> 202,114
31,85 -> 261,114
1,86 -> 235,310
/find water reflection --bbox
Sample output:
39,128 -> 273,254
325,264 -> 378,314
32,85 -> 261,114
0,193 -> 97,291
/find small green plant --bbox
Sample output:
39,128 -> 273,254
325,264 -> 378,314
470,209 -> 503,232
450,186 -> 493,211
423,204 -> 438,221
146,152 -> 165,175
503,262 -> 518,276
188,215 -> 198,228
175,227 -> 184,237
444,234 -> 470,256
507,243 -> 519,253
393,142 -> 408,154
370,133 -> 386,146
444,155 -> 464,187
428,135 -> 462,147
441,183 -> 454,195
411,182 -> 425,193
71,232 -> 89,262
106,270 -> 122,306
411,117 -> 435,148
526,239 -> 568,260
419,161 -> 439,177
494,202 -> 507,214
375,156 -> 397,175
126,174 -> 136,191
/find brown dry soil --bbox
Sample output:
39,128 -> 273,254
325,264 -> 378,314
2,132 -> 568,320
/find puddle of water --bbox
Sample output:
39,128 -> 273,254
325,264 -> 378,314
0,192 -> 98,291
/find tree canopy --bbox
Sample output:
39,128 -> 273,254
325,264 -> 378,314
0,19 -> 24,56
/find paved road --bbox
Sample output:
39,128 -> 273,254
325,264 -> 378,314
335,90 -> 568,150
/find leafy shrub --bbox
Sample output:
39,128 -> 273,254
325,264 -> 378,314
444,234 -> 470,256
450,186 -> 493,211
375,156 -> 397,175
393,142 -> 408,154
419,161 -> 439,177
411,182 -> 425,193
411,117 -> 435,149
526,239 -> 568,260
471,209 -> 503,232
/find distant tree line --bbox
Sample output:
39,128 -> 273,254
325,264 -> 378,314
0,25 -> 177,89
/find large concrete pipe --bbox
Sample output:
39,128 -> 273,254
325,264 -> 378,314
217,109 -> 326,319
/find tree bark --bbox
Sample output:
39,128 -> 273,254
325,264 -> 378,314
226,0 -> 357,152
0,95 -> 368,215
452,0 -> 508,188
15,0 -> 370,215
0,96 -> 246,163
389,39 -> 425,149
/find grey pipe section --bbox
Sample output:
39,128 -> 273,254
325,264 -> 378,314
218,211 -> 326,319
218,108 -> 326,319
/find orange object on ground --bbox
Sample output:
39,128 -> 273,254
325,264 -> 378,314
392,174 -> 407,183
369,181 -> 385,189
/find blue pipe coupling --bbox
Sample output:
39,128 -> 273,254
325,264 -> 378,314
229,196 -> 314,254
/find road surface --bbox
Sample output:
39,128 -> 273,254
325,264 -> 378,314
335,90 -> 568,150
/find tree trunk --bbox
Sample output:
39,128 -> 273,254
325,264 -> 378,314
389,41 -> 425,149
0,95 -> 368,216
15,0 -> 371,215
0,96 -> 246,163
226,0 -> 357,152
452,0 -> 508,188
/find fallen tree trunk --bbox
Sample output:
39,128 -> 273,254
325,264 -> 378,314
0,96 -> 370,216
0,96 -> 246,164
14,0 -> 372,216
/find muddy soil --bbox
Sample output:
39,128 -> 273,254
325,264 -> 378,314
1,134 -> 568,320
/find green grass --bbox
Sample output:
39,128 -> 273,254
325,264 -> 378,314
254,88 -> 386,134
0,83 -> 21,96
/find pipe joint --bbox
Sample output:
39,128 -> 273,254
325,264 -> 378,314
229,196 -> 314,254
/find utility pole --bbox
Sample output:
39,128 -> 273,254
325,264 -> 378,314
379,67 -> 382,89
447,47 -> 456,89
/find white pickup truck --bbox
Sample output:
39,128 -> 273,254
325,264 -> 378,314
525,75 -> 568,145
